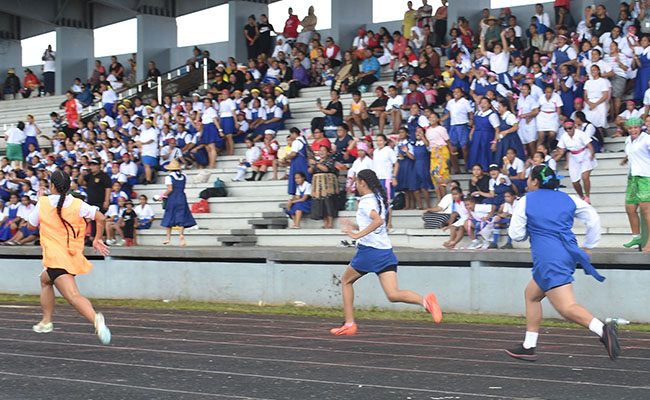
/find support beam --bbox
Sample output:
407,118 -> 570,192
136,13 -> 177,81
330,0 -> 373,55
55,26 -> 94,95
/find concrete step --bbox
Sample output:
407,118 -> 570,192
132,228 -> 228,247
147,196 -> 290,214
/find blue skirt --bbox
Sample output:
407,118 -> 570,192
137,219 -> 152,230
288,156 -> 311,195
414,159 -> 434,190
285,199 -> 311,215
22,136 -> 40,155
350,244 -> 398,274
510,178 -> 527,194
20,225 -> 39,237
220,116 -> 236,134
201,123 -> 225,148
468,129 -> 493,171
189,148 -> 209,166
396,158 -> 416,191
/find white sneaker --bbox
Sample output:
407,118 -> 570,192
106,239 -> 116,246
32,321 -> 53,333
468,239 -> 482,249
114,239 -> 125,246
480,239 -> 491,249
94,312 -> 111,345
186,225 -> 199,231
231,178 -> 240,182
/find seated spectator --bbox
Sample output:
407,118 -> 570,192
332,51 -> 359,93
235,137 -> 262,181
345,90 -> 369,136
288,58 -> 309,98
351,28 -> 369,60
285,171 -> 311,229
135,195 -> 155,230
313,90 -> 343,136
463,196 -> 496,249
3,69 -> 20,99
272,36 -> 292,59
492,189 -> 518,249
22,69 -> 40,98
324,37 -> 342,67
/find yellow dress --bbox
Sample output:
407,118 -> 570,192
430,146 -> 450,187
403,10 -> 416,39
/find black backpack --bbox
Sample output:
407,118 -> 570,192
199,187 -> 227,199
391,193 -> 405,210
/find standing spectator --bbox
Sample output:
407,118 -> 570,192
583,65 -> 611,138
324,37 -> 342,67
416,0 -> 433,29
297,6 -> 317,49
403,1 -> 417,39
79,159 -> 111,216
160,159 -> 196,247
146,61 -> 161,80
425,112 -> 452,202
283,7 -> 301,45
441,87 -> 473,174
89,60 -> 105,88
433,0 -> 448,46
587,5 -> 615,38
286,128 -> 312,195
63,91 -> 83,138
244,15 -> 259,61
257,14 -> 275,57
138,118 -> 159,184
633,36 -> 650,104
42,45 -> 56,96
4,122 -> 26,170
622,118 -> 650,252
308,145 -> 339,229
554,120 -> 597,203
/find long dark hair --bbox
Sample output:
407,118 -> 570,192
357,169 -> 388,219
51,170 -> 78,248
530,165 -> 559,190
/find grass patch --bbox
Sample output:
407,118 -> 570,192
2,293 -> 648,332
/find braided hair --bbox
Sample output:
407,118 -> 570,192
530,164 -> 560,190
357,169 -> 389,219
51,170 -> 78,248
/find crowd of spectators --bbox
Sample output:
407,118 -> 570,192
1,1 -> 649,250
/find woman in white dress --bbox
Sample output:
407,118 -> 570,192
553,120 -> 597,204
583,65 -> 611,140
517,83 -> 540,158
535,85 -> 563,148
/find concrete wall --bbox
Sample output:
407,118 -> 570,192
1,258 -> 648,323
55,27 -> 94,94
0,39 -> 22,83
136,14 -> 177,81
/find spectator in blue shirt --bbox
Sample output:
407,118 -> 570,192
76,83 -> 93,106
352,49 -> 380,90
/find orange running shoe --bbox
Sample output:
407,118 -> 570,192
330,323 -> 357,335
424,293 -> 443,323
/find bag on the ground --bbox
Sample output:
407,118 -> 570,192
191,199 -> 210,213
391,192 -> 405,210
193,170 -> 211,184
199,186 -> 227,199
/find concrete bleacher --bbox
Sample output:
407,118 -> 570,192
132,70 -> 629,249
0,95 -> 66,148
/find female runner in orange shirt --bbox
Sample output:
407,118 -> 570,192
28,170 -> 112,344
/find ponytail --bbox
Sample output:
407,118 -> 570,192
357,169 -> 389,219
51,170 -> 78,248
530,165 -> 559,190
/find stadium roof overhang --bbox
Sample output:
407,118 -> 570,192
0,0 -> 272,40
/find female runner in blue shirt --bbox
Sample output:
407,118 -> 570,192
505,165 -> 620,361
331,169 -> 442,335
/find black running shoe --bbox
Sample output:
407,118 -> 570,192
500,243 -> 513,249
505,344 -> 537,361
601,322 -> 621,360
488,242 -> 498,249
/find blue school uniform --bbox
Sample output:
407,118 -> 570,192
468,110 -> 497,171
288,138 -> 312,195
524,189 -> 604,292
0,205 -> 19,241
507,165 -> 527,194
484,175 -> 512,206
634,50 -> 650,102
559,76 -> 575,117
285,182 -> 311,216
253,106 -> 285,138
406,115 -> 420,142
160,172 -> 196,228
22,136 -> 39,157
494,112 -> 526,167
201,123 -> 225,148
395,140 -> 416,191
413,140 -> 433,190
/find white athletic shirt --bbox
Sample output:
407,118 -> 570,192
372,146 -> 397,180
356,193 -> 391,249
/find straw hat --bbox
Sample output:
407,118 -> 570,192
166,159 -> 182,171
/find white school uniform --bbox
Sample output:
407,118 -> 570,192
583,78 -> 610,128
536,93 -> 563,132
445,98 -> 473,125
356,194 -> 391,249
134,204 -> 155,221
517,95 -> 539,144
557,129 -> 597,182
372,146 -> 397,180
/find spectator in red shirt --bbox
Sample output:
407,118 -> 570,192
554,0 -> 570,22
458,17 -> 474,50
324,37 -> 342,67
402,81 -> 426,110
283,7 -> 300,43
22,69 -> 40,98
63,90 -> 82,138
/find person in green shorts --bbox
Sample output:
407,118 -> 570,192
4,121 -> 26,170
621,117 -> 650,252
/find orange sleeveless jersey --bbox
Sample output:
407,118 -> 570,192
38,196 -> 92,275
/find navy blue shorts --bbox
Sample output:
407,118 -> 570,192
350,244 -> 398,275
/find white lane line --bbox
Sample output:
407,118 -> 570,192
0,351 -> 533,399
2,337 -> 650,391
2,333 -> 647,375
2,315 -> 646,352
1,321 -> 646,362
0,371 -> 274,399
5,305 -> 647,342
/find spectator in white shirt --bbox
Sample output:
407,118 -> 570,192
381,85 -> 405,135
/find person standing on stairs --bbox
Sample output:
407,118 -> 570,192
622,118 -> 650,252
160,159 -> 196,247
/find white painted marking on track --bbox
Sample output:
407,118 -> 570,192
1,337 -> 649,392
0,352 -> 528,399
0,371 -> 274,399
0,305 -> 39,309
